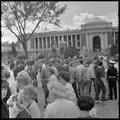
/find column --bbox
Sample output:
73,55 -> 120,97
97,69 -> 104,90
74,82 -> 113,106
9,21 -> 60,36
89,34 -> 92,50
86,33 -> 88,50
104,32 -> 108,49
114,32 -> 115,44
46,37 -> 48,49
42,37 -> 43,51
70,35 -> 72,46
100,34 -> 104,50
88,33 -> 90,50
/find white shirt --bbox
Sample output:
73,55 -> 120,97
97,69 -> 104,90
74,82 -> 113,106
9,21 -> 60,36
89,64 -> 96,78
7,70 -> 17,95
65,83 -> 77,104
44,98 -> 80,118
76,64 -> 85,81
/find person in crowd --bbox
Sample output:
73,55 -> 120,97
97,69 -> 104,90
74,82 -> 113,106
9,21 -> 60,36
40,62 -> 51,106
49,59 -> 59,77
44,82 -> 80,118
58,71 -> 77,104
7,70 -> 32,118
25,59 -> 36,83
77,95 -> 96,118
1,77 -> 9,118
104,63 -> 110,100
75,60 -> 85,96
4,70 -> 17,95
107,60 -> 118,100
81,61 -> 92,95
6,89 -> 31,118
47,68 -> 58,87
69,63 -> 79,98
19,85 -> 41,118
36,65 -> 43,88
8,62 -> 15,80
94,61 -> 106,105
2,71 -> 11,103
89,61 -> 97,94
13,62 -> 25,78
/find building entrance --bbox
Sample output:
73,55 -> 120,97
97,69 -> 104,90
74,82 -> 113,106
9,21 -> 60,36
93,36 -> 101,52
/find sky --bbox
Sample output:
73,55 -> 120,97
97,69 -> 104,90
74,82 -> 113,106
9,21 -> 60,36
1,1 -> 118,43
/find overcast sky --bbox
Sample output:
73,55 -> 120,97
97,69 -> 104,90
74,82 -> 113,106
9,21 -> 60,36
1,1 -> 118,43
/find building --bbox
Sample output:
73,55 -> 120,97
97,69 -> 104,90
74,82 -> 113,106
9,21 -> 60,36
17,18 -> 118,55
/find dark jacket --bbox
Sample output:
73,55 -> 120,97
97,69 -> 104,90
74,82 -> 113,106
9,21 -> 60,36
2,100 -> 9,118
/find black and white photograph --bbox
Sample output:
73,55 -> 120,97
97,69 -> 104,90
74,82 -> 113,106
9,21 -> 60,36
1,1 -> 119,118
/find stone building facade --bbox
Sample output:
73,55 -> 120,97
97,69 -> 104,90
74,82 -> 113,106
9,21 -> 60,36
17,19 -> 118,55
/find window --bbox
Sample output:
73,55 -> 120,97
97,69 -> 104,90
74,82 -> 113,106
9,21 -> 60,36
43,37 -> 46,49
64,35 -> 67,43
35,37 -> 38,49
72,35 -> 76,47
51,36 -> 54,45
59,36 -> 62,41
39,37 -> 42,49
55,36 -> 58,48
47,37 -> 50,48
36,51 -> 38,55
68,35 -> 71,46
77,34 -> 80,47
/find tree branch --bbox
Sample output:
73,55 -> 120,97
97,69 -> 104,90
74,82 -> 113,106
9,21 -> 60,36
8,27 -> 22,43
26,6 -> 48,42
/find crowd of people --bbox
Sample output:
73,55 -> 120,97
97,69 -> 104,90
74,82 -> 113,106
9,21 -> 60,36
1,53 -> 119,118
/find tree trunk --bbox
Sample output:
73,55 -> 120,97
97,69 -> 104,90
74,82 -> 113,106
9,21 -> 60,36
22,43 -> 28,58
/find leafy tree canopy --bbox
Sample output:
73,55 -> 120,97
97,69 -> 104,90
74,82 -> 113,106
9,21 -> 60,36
2,2 -> 67,57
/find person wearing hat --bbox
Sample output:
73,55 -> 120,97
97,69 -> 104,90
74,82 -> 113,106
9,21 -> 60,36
1,78 -> 9,118
107,60 -> 118,100
94,60 -> 106,105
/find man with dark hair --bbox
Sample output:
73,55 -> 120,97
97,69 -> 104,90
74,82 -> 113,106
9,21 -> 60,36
94,61 -> 106,105
77,95 -> 96,118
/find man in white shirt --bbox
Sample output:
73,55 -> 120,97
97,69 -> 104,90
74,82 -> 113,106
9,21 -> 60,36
75,60 -> 85,95
81,61 -> 91,95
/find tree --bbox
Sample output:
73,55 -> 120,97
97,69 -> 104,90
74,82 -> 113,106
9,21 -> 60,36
1,2 -> 67,57
110,44 -> 118,57
64,46 -> 79,59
